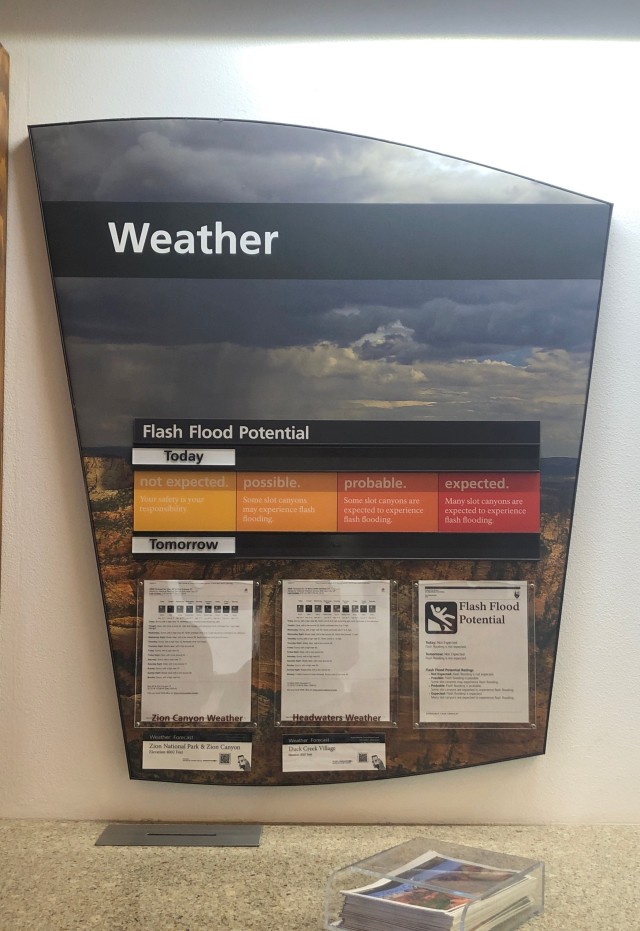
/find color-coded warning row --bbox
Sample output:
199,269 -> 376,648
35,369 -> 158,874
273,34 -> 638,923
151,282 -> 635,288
133,470 -> 539,534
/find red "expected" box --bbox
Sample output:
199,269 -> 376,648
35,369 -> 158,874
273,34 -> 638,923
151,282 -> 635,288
438,472 -> 540,533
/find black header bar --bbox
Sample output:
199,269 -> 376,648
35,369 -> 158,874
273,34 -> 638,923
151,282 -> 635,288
134,418 -> 539,448
42,202 -> 611,280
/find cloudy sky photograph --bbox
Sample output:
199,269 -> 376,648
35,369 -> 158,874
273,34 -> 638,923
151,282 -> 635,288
54,276 -> 601,457
31,117 -> 593,205
30,119 -> 610,457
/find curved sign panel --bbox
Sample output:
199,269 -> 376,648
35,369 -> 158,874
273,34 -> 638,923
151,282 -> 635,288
30,119 -> 611,786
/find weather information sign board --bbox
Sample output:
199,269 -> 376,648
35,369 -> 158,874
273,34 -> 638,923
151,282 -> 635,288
30,118 -> 611,787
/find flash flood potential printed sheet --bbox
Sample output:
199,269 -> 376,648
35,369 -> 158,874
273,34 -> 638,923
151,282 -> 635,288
418,580 -> 531,725
280,579 -> 391,724
140,579 -> 254,725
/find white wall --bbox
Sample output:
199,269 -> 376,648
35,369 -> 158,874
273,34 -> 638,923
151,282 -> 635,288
1,1 -> 639,823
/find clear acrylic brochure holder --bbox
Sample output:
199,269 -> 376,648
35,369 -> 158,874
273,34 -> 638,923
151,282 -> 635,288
324,836 -> 543,931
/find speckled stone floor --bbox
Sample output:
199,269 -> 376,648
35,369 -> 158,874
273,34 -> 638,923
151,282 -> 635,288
0,822 -> 638,930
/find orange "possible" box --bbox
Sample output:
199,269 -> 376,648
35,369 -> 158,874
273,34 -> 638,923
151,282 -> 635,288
236,472 -> 337,532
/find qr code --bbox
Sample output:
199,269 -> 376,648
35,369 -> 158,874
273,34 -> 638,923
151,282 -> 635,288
219,753 -> 231,765
358,753 -> 368,763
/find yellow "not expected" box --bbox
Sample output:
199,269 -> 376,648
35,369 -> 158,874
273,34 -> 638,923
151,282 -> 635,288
133,471 -> 237,532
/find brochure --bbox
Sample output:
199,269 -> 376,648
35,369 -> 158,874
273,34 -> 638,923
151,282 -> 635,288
335,850 -> 536,931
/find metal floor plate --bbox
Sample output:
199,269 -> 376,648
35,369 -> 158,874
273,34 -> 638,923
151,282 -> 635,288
95,823 -> 262,847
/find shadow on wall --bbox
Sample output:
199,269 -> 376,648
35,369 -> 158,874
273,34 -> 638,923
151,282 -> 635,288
2,0 -> 640,40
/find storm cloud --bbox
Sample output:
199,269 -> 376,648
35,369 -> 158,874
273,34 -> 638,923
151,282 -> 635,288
55,277 -> 600,359
31,118 -> 593,205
